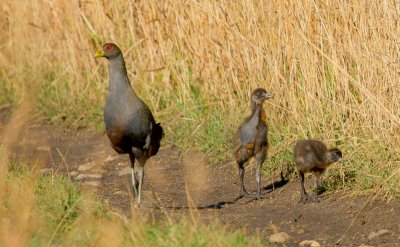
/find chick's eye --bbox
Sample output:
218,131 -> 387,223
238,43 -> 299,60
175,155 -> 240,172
106,45 -> 113,50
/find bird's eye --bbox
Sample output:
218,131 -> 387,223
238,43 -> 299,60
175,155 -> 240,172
106,45 -> 113,50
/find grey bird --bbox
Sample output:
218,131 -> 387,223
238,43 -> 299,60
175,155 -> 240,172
293,139 -> 342,203
95,43 -> 163,205
233,88 -> 273,200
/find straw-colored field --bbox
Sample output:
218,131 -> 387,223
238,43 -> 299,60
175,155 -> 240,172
0,0 -> 399,245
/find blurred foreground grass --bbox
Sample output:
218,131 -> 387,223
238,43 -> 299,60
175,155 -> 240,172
0,153 -> 266,247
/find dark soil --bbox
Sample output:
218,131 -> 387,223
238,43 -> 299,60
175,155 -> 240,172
1,106 -> 399,246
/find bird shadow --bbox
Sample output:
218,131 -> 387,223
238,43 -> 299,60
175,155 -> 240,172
262,171 -> 289,192
152,172 -> 289,210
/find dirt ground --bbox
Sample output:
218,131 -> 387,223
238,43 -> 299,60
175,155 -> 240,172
1,106 -> 399,246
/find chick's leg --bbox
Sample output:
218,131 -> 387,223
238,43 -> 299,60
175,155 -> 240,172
298,171 -> 308,203
255,149 -> 266,200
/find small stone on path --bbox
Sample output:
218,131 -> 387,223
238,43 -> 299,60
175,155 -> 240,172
299,240 -> 321,247
269,232 -> 290,243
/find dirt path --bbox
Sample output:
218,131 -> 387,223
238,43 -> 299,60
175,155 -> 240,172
1,108 -> 399,246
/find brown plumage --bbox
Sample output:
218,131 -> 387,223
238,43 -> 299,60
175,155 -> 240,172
233,88 -> 273,200
293,139 -> 342,203
95,43 -> 163,205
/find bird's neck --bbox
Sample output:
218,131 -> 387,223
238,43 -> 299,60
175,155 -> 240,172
250,102 -> 263,119
248,103 -> 263,126
108,54 -> 137,97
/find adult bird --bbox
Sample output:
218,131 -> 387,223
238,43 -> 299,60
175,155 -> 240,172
293,139 -> 342,203
95,43 -> 163,205
233,88 -> 273,200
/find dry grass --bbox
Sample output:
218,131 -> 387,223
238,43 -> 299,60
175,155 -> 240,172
0,1 -> 399,196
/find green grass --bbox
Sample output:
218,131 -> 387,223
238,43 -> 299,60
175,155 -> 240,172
0,79 -> 15,106
0,159 -> 267,246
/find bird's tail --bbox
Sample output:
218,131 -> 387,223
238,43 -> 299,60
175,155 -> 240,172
149,122 -> 163,156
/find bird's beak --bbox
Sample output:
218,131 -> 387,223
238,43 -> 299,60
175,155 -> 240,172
263,92 -> 273,99
94,50 -> 105,58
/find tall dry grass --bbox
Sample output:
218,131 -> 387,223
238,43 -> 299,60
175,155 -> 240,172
0,0 -> 399,196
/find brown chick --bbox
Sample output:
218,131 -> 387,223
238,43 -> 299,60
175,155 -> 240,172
233,88 -> 273,200
294,139 -> 342,203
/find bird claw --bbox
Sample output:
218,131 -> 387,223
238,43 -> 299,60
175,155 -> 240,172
298,193 -> 309,203
309,195 -> 320,202
239,189 -> 249,197
298,194 -> 319,203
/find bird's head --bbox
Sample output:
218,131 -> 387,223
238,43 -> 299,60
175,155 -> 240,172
94,43 -> 122,59
251,88 -> 273,105
327,148 -> 343,163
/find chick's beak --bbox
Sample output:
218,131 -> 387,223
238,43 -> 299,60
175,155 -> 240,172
263,92 -> 273,99
94,50 -> 105,58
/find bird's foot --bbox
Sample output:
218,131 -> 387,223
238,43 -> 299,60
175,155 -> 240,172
298,194 -> 319,203
298,193 -> 309,203
239,188 -> 250,197
308,195 -> 320,203
132,195 -> 142,207
256,193 -> 262,200
234,189 -> 250,201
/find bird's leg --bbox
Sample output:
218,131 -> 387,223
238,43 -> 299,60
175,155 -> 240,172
137,166 -> 144,205
255,151 -> 265,200
136,157 -> 147,205
128,152 -> 138,196
299,172 -> 308,203
238,162 -> 248,197
255,167 -> 262,200
310,171 -> 321,202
